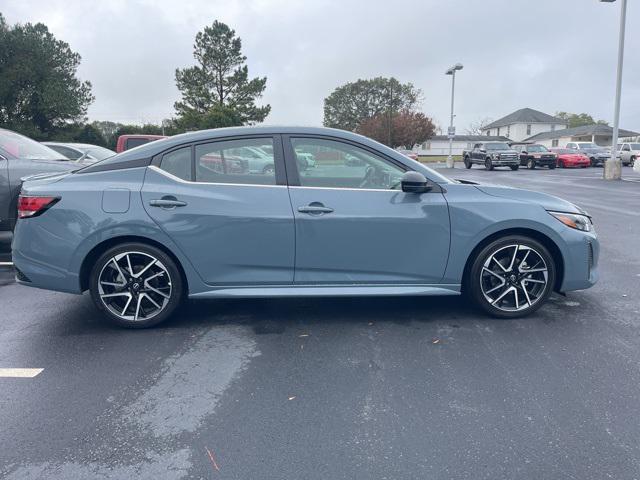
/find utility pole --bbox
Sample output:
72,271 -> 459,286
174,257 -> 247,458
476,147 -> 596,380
445,63 -> 463,168
602,0 -> 627,180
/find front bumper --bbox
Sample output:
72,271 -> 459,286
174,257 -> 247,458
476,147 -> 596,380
559,229 -> 599,292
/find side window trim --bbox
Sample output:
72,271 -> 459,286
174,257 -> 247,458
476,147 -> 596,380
282,134 -> 408,187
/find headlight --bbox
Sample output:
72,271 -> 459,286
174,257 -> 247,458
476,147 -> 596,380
548,211 -> 593,232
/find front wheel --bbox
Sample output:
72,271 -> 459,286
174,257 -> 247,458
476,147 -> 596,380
510,165 -> 519,171
464,157 -> 472,169
468,235 -> 556,318
89,243 -> 183,328
485,158 -> 494,171
548,164 -> 556,170
631,156 -> 636,167
527,158 -> 535,169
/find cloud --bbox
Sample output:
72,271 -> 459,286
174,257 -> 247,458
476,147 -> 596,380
3,0 -> 638,131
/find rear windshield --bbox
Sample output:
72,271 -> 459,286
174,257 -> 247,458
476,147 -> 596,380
85,146 -> 116,160
0,129 -> 66,161
126,138 -> 152,150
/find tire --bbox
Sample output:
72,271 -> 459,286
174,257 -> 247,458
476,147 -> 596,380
526,158 -> 535,169
631,156 -> 636,167
485,158 -> 494,171
467,235 -> 556,318
510,165 -> 519,171
464,157 -> 472,169
263,164 -> 275,175
590,157 -> 597,167
548,164 -> 556,170
89,242 -> 184,328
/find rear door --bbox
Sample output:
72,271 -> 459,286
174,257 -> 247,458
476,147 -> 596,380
283,135 -> 450,285
141,135 -> 295,286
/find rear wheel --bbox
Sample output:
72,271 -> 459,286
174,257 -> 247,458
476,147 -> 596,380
631,156 -> 636,167
526,158 -> 535,169
548,163 -> 556,170
468,235 -> 556,318
590,157 -> 597,167
89,243 -> 183,328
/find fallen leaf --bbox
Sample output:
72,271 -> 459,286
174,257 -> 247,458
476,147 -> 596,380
432,338 -> 440,344
205,446 -> 220,472
288,396 -> 296,401
299,334 -> 309,337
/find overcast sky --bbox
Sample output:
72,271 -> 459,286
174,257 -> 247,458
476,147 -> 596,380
3,0 -> 639,132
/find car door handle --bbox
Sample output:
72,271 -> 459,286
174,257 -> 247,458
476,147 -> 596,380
149,197 -> 187,208
298,204 -> 334,215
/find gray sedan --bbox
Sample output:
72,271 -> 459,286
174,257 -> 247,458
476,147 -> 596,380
0,128 -> 78,232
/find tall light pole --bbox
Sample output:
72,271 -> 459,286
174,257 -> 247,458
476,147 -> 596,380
445,63 -> 463,168
601,0 -> 627,180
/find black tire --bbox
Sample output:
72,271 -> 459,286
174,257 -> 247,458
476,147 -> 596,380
590,157 -> 597,167
485,158 -> 494,171
510,165 -> 519,171
526,158 -> 536,169
548,164 -> 556,170
263,164 -> 275,174
464,157 -> 472,169
467,235 -> 556,318
631,156 -> 636,167
89,242 -> 183,328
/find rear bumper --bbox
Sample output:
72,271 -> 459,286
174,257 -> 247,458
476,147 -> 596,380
12,248 -> 81,294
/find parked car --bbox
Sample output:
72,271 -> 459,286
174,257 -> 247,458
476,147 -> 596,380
565,142 -> 610,167
42,142 -> 115,164
397,149 -> 419,161
511,143 -> 557,169
549,149 -> 591,168
462,142 -> 520,170
616,143 -> 639,167
0,128 -> 78,232
12,127 -> 598,328
116,135 -> 167,153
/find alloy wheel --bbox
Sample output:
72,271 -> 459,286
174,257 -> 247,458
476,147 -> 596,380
97,251 -> 172,321
480,244 -> 548,312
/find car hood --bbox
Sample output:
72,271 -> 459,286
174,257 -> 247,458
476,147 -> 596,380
473,184 -> 587,215
487,150 -> 517,154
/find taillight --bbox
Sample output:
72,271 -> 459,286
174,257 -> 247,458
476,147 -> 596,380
17,195 -> 60,219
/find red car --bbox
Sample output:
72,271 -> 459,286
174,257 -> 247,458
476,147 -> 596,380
116,134 -> 168,153
397,149 -> 419,161
550,148 -> 591,168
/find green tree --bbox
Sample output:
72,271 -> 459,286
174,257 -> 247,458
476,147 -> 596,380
0,13 -> 94,138
555,112 -> 608,128
174,20 -> 270,126
323,77 -> 422,132
173,105 -> 242,131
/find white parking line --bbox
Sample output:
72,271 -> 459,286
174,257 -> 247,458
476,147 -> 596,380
0,368 -> 43,378
0,262 -> 14,267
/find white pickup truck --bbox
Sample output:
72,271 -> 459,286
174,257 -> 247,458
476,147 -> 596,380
617,142 -> 639,167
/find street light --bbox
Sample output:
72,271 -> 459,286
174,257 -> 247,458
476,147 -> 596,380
445,63 -> 463,168
601,0 -> 627,180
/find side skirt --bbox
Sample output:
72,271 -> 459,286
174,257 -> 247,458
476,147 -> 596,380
189,284 -> 461,299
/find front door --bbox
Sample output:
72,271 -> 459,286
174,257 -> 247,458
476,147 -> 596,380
141,135 -> 295,286
284,136 -> 450,285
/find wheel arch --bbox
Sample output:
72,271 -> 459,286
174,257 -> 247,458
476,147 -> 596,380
79,235 -> 189,293
461,227 -> 564,293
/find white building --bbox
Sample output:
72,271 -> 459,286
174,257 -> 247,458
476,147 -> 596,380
524,124 -> 640,148
481,108 -> 567,142
417,135 -> 511,157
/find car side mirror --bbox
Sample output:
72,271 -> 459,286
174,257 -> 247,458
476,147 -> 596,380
401,171 -> 431,193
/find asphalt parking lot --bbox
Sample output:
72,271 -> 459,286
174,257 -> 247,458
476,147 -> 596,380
1,166 -> 639,479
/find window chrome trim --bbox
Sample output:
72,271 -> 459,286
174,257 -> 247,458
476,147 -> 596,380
288,185 -> 401,193
148,165 -> 286,188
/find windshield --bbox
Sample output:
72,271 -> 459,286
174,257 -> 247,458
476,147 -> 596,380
84,146 -> 116,161
0,129 -> 66,161
630,144 -> 640,150
577,143 -> 598,149
485,143 -> 510,150
527,145 -> 548,152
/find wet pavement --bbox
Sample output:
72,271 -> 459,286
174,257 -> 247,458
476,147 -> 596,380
1,166 -> 640,479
